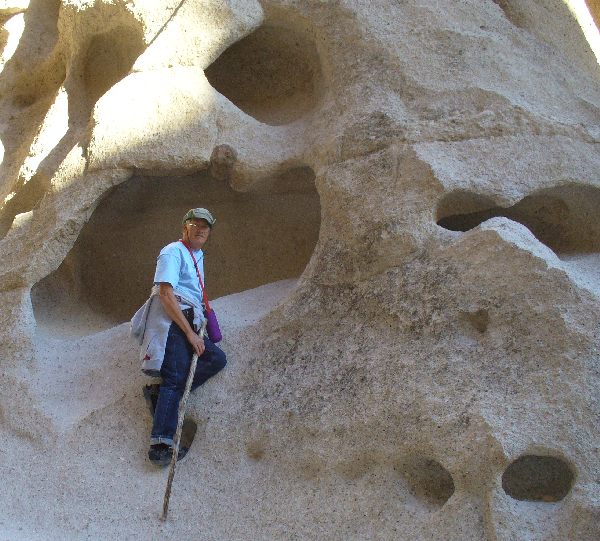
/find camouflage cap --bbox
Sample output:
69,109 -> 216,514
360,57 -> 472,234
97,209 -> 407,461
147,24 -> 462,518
182,208 -> 216,227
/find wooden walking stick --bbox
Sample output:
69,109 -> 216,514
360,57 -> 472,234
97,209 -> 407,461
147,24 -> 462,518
161,319 -> 207,521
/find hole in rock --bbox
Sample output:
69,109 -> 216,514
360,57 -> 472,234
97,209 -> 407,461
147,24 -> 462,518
436,184 -> 600,256
31,167 -> 321,337
82,24 -> 145,109
461,308 -> 489,334
491,0 -> 527,27
397,456 -> 455,509
180,418 -> 197,450
205,23 -> 323,125
502,455 -> 575,502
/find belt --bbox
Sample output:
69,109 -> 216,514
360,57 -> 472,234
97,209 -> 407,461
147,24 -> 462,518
182,307 -> 194,325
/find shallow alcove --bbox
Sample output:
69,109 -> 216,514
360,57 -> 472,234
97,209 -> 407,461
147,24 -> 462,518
205,23 -> 323,125
82,24 -> 145,109
436,184 -> 600,256
397,456 -> 455,509
502,455 -> 575,502
460,308 -> 489,334
31,167 -> 320,337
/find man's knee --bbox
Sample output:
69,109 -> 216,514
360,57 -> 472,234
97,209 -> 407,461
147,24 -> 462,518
210,345 -> 227,372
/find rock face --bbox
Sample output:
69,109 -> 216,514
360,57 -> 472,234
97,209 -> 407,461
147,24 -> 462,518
0,1 -> 599,539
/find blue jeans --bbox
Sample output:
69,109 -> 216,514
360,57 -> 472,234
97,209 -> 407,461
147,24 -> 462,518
150,321 -> 227,446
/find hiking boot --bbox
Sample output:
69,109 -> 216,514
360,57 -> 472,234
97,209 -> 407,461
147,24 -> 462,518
143,384 -> 160,417
148,443 -> 189,467
148,443 -> 171,466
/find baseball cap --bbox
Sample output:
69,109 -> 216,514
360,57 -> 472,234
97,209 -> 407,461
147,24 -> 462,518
182,208 -> 216,227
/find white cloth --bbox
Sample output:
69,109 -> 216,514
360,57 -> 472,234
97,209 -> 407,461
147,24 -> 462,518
130,285 -> 204,376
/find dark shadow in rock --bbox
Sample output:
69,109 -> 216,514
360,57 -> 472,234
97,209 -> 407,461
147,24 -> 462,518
502,455 -> 575,502
396,456 -> 455,509
461,308 -> 489,334
491,0 -> 527,28
80,24 -> 145,115
180,418 -> 197,452
205,22 -> 323,125
436,184 -> 600,256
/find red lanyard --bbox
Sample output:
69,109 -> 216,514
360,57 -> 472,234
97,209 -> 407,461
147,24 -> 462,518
179,240 -> 212,312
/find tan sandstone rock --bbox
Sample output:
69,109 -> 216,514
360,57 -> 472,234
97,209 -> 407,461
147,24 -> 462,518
0,1 -> 598,540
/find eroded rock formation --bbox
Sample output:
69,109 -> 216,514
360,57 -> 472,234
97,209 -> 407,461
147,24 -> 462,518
0,1 -> 598,539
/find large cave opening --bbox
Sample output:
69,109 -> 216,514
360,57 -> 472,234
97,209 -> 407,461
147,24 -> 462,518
31,167 -> 321,337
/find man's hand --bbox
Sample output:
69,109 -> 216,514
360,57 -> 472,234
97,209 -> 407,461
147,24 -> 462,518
186,331 -> 206,356
158,283 -> 206,356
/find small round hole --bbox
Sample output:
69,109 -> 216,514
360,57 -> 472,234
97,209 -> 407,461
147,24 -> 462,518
399,457 -> 455,508
502,455 -> 575,502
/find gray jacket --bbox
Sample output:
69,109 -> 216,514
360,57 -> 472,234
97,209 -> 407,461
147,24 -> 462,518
130,285 -> 205,376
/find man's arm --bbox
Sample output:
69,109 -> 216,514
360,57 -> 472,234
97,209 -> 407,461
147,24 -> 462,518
158,282 -> 205,356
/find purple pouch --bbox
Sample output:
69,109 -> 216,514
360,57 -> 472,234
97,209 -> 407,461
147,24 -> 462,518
205,309 -> 222,343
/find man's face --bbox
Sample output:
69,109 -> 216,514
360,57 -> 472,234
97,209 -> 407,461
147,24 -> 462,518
183,218 -> 211,250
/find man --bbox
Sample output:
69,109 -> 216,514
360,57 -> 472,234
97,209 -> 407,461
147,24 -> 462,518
131,208 -> 227,466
